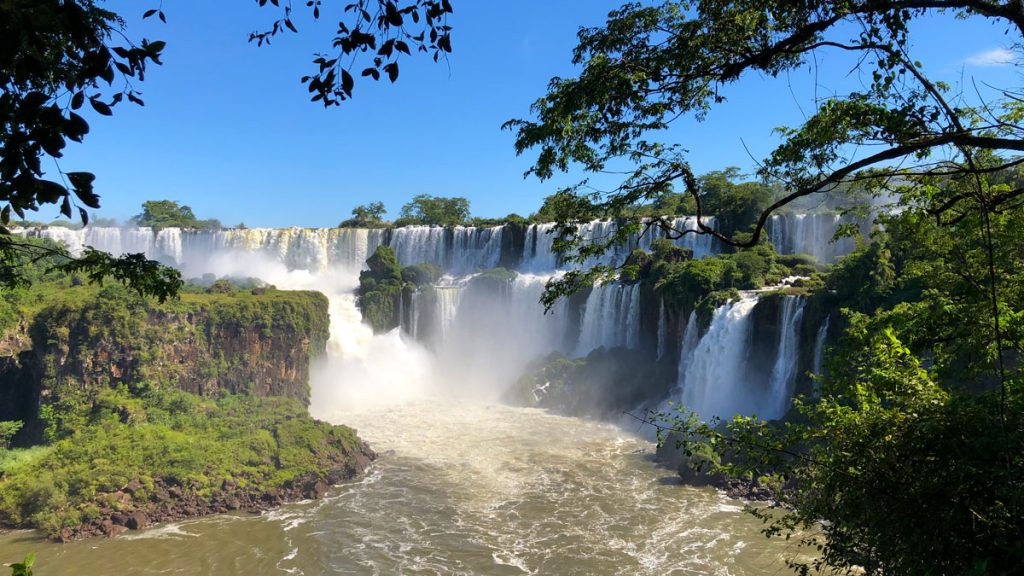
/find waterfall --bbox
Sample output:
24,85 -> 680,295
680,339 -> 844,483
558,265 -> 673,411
812,316 -> 830,377
521,223 -> 560,272
388,225 -> 503,272
428,272 -> 573,397
678,295 -> 806,421
766,213 -> 859,263
766,297 -> 806,418
679,296 -> 760,420
656,300 -> 667,360
675,311 -> 700,387
15,226 -> 387,274
19,222 -> 820,416
575,282 -> 641,355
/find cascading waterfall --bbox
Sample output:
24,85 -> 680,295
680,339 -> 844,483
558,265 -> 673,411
520,217 -> 719,274
767,213 -> 859,263
766,296 -> 806,418
388,225 -> 503,273
812,316 -> 831,377
521,223 -> 560,272
676,310 -> 700,387
575,282 -> 642,355
679,296 -> 760,420
429,272 -> 573,397
20,222 -> 816,417
17,226 -> 387,274
656,300 -> 667,360
676,294 -> 807,421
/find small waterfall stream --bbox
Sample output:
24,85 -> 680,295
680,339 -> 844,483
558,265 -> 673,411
678,296 -> 760,420
767,297 -> 806,418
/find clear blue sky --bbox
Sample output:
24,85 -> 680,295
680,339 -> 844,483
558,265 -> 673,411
52,1 -> 1020,227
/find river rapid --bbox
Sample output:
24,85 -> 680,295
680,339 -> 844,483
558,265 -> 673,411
0,400 -> 807,575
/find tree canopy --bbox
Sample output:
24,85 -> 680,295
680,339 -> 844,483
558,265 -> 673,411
131,200 -> 221,231
340,201 -> 388,228
397,194 -> 470,226
506,1 -> 1024,289
504,2 -> 1024,573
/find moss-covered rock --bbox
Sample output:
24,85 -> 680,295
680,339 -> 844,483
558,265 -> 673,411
508,348 -> 676,419
0,282 -> 330,444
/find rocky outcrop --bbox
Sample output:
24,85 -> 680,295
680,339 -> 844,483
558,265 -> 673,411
59,443 -> 377,542
0,286 -> 330,443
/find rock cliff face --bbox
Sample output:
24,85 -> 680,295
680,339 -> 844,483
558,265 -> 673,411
0,286 -> 330,442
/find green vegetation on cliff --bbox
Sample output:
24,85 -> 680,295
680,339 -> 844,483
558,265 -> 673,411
0,387 -> 365,537
2,279 -> 329,437
130,200 -> 222,231
0,274 -> 368,540
633,239 -> 811,324
356,246 -> 404,333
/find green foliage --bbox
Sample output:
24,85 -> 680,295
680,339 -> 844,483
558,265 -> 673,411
507,0 -> 1024,304
0,1 -> 162,232
340,201 -> 389,228
8,553 -> 33,576
357,246 -> 404,333
470,267 -> 517,289
1,275 -> 329,442
396,194 -> 471,227
57,248 -> 183,303
0,236 -> 180,304
637,239 -> 792,319
697,168 -> 775,237
661,326 -> 1024,575
0,421 -> 22,449
656,162 -> 1024,574
131,200 -> 221,231
401,262 -> 442,286
0,387 -> 361,537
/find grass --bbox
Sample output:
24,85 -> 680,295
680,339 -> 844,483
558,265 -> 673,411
0,387 -> 362,537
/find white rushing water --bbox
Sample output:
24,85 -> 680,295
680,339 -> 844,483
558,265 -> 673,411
575,282 -> 642,356
18,223 -> 819,416
767,213 -> 859,264
0,222 -> 834,574
1,223 -> 825,574
0,400 -> 811,576
812,316 -> 831,378
678,296 -> 760,420
766,297 -> 806,418
675,295 -> 808,421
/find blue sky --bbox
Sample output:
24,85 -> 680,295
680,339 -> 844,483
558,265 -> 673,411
52,1 -> 1021,227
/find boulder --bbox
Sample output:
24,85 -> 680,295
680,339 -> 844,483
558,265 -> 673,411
126,511 -> 149,530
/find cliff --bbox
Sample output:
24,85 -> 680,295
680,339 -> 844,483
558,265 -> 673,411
0,283 -> 329,443
0,281 -> 380,541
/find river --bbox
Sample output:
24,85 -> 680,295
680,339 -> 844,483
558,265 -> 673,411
0,400 -> 807,575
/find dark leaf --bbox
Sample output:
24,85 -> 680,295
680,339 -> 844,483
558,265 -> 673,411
341,69 -> 354,95
90,99 -> 113,116
66,112 -> 90,142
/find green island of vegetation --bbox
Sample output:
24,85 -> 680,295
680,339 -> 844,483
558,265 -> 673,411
0,250 -> 374,541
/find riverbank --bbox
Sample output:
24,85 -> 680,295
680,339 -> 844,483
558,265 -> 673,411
0,390 -> 377,541
56,447 -> 376,542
